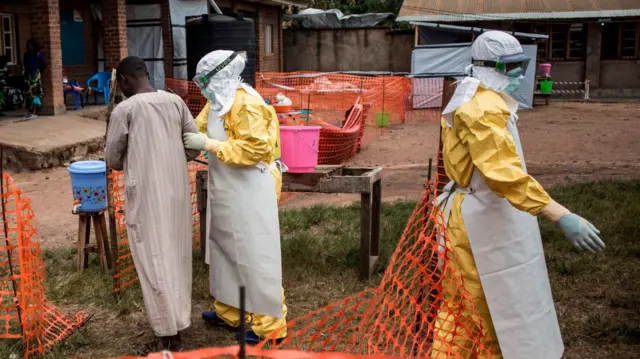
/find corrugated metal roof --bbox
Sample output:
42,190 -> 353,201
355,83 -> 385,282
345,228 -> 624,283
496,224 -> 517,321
397,0 -> 640,22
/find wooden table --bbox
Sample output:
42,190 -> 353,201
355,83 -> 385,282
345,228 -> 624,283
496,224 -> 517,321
196,165 -> 383,280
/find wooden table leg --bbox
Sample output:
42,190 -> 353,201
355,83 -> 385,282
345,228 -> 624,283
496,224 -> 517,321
93,213 -> 109,272
77,214 -> 91,271
360,191 -> 372,280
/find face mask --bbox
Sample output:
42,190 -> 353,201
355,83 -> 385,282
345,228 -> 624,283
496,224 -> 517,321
503,75 -> 523,95
201,89 -> 215,103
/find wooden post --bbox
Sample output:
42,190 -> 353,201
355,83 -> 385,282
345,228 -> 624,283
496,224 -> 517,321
104,70 -> 119,273
436,77 -> 457,192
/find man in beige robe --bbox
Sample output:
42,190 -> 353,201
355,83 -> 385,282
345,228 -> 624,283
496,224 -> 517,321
105,56 -> 199,352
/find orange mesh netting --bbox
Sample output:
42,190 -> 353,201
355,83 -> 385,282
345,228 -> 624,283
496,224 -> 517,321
166,76 -> 372,165
104,346 -> 414,359
166,78 -> 207,117
107,174 -> 499,359
257,72 -> 411,127
280,97 -> 367,165
0,173 -> 86,358
250,178 -> 497,358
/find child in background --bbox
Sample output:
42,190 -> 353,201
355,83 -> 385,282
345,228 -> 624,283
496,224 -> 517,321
63,72 -> 91,107
23,39 -> 47,119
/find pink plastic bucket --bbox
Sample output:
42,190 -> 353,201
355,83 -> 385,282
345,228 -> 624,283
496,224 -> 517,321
539,63 -> 552,77
280,125 -> 321,173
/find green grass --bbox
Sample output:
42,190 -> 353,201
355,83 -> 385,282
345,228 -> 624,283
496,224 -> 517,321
0,180 -> 639,358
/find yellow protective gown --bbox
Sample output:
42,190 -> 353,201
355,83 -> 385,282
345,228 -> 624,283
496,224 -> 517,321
433,88 -> 551,358
195,90 -> 287,339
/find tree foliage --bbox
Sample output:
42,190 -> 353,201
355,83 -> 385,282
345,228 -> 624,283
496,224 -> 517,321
311,0 -> 404,15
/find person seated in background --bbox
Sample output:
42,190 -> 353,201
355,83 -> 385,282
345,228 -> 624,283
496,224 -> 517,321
63,71 -> 91,98
0,55 -> 23,114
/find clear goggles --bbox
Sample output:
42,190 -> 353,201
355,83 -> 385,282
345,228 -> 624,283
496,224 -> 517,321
193,52 -> 240,89
472,53 -> 530,77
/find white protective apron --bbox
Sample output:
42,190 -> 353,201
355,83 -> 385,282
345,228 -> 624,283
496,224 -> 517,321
436,78 -> 564,359
205,107 -> 284,319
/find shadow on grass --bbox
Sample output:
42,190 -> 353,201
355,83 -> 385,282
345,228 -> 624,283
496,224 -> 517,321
1,180 -> 638,358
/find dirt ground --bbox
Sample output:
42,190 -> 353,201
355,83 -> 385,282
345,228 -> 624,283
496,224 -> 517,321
6,101 -> 640,250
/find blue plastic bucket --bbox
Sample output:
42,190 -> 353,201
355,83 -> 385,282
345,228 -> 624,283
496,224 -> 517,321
68,160 -> 108,212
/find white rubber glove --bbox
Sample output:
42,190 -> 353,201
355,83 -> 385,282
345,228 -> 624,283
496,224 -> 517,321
182,133 -> 221,153
540,199 -> 605,253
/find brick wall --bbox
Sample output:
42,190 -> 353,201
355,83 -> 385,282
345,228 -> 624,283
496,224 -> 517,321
29,0 -> 64,115
256,5 -> 281,72
161,0 -> 173,78
102,0 -> 127,71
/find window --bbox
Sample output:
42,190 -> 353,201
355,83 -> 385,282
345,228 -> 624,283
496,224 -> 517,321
531,25 -> 549,61
264,24 -> 273,55
0,14 -> 16,64
601,22 -> 639,60
547,24 -> 586,61
621,23 -> 638,59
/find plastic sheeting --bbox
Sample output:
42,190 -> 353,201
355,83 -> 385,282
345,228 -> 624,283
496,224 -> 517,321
509,44 -> 537,110
412,44 -> 472,76
126,4 -> 165,89
410,44 -> 535,110
418,26 -> 473,45
284,8 -> 394,29
411,45 -> 469,109
169,0 -> 208,79
412,78 -> 443,109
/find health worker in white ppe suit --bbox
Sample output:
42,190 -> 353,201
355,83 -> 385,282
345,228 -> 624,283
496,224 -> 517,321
182,50 -> 287,345
434,31 -> 605,359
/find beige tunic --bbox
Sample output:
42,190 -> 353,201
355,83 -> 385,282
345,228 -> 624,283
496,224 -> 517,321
105,91 -> 200,336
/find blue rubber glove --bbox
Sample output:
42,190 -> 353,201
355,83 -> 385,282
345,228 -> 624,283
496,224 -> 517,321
557,213 -> 605,253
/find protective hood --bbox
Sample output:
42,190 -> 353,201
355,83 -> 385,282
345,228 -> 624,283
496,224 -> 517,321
194,50 -> 262,117
468,31 -> 526,93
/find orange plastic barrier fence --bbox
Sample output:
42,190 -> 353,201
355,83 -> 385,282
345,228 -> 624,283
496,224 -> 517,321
283,97 -> 366,165
107,176 -> 498,359
257,72 -> 411,126
252,177 -> 498,358
165,78 -> 207,117
0,173 -> 86,358
104,346 -> 415,359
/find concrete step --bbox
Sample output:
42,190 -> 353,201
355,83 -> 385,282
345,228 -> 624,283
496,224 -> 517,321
0,114 -> 106,172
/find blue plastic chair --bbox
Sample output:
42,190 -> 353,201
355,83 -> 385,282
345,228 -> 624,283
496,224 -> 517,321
63,80 -> 83,111
85,72 -> 111,106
